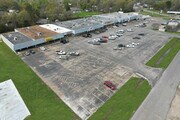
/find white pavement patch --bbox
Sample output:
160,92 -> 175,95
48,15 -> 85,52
131,52 -> 180,120
0,79 -> 31,120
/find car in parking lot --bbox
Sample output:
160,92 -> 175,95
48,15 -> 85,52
56,51 -> 66,55
104,81 -> 116,90
102,35 -> 109,38
126,44 -> 135,48
68,51 -> 80,56
133,36 -> 141,39
138,33 -> 145,36
39,46 -> 46,51
82,33 -> 92,38
99,38 -> 108,43
109,34 -> 118,40
116,33 -> 123,37
30,50 -> 35,54
88,39 -> 101,45
117,29 -> 125,33
59,55 -> 69,60
25,51 -> 31,56
122,23 -> 127,26
60,39 -> 69,44
127,28 -> 133,32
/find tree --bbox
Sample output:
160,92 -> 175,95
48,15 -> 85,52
17,10 -> 31,26
166,1 -> 172,10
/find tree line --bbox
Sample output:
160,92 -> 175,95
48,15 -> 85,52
0,0 -> 179,33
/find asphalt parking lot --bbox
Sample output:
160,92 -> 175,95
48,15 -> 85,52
21,18 -> 172,119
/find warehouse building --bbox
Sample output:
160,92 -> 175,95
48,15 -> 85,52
1,32 -> 35,52
1,25 -> 64,52
94,12 -> 140,25
55,18 -> 104,35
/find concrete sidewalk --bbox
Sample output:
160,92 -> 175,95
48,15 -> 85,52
131,51 -> 180,120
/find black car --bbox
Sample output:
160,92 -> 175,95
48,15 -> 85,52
29,50 -> 35,54
133,36 -> 141,39
82,33 -> 92,38
138,33 -> 145,36
60,39 -> 69,44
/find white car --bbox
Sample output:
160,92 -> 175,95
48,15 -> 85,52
109,35 -> 118,40
132,42 -> 139,45
127,28 -> 133,32
39,46 -> 46,51
134,25 -> 139,27
118,29 -> 125,33
57,51 -> 66,55
68,51 -> 80,56
59,55 -> 69,60
122,23 -> 127,26
126,44 -> 135,48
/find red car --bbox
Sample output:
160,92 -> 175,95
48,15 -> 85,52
102,35 -> 109,38
104,81 -> 116,90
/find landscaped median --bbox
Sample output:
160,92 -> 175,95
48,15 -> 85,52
89,77 -> 151,120
146,37 -> 180,69
0,41 -> 80,120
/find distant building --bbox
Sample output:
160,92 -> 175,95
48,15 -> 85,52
166,20 -> 180,32
167,11 -> 180,15
70,7 -> 81,13
0,79 -> 31,120
36,19 -> 49,25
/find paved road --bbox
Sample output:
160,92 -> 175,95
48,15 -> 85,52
131,51 -> 180,120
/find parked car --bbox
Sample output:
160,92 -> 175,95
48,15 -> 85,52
133,36 -> 141,39
25,51 -> 30,56
113,47 -> 123,50
109,34 -> 118,40
118,44 -> 126,48
138,33 -> 145,36
132,42 -> 139,45
98,37 -> 108,43
57,51 -> 66,55
134,24 -> 139,27
116,33 -> 123,37
122,23 -> 127,26
88,40 -> 101,45
59,55 -> 69,60
126,44 -> 135,48
82,33 -> 92,38
104,81 -> 116,90
127,28 -> 133,32
39,46 -> 46,51
30,50 -> 35,54
117,29 -> 125,33
68,51 -> 80,56
102,35 -> 109,38
60,39 -> 69,44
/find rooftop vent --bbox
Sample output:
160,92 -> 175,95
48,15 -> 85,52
37,32 -> 42,36
8,34 -> 12,37
14,37 -> 17,41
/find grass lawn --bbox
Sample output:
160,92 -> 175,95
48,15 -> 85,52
74,11 -> 101,18
89,77 -> 151,120
140,11 -> 171,20
146,37 -> 180,69
166,31 -> 180,35
0,41 -> 80,120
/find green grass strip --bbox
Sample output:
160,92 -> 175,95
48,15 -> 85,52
89,77 -> 151,120
0,41 -> 79,120
146,37 -> 180,69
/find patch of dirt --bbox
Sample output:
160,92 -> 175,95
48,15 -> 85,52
166,85 -> 180,120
